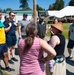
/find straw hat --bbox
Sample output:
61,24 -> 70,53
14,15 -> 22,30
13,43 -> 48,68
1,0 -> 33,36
52,22 -> 63,32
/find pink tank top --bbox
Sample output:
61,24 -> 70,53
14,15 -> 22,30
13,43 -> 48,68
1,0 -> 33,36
18,37 -> 45,75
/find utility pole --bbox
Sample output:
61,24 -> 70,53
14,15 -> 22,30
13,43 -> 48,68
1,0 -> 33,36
33,0 -> 37,25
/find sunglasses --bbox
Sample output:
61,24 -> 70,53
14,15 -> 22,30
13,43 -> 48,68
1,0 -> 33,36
11,15 -> 15,16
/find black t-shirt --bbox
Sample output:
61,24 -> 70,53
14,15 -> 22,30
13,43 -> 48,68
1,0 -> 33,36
37,21 -> 46,38
4,20 -> 16,35
54,34 -> 65,56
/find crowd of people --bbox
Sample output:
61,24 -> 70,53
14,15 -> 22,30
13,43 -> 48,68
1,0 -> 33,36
0,10 -> 74,75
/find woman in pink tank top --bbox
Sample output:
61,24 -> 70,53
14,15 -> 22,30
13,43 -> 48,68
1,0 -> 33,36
18,22 -> 56,75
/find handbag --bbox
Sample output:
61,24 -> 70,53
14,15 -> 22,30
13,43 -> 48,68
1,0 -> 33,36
54,54 -> 65,63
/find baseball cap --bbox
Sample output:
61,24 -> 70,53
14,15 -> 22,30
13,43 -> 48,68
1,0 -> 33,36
23,13 -> 28,17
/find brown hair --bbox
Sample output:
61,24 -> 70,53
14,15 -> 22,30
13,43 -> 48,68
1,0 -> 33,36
23,22 -> 38,54
9,11 -> 14,15
9,11 -> 12,15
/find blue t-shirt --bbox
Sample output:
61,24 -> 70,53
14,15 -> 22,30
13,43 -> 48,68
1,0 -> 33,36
0,20 -> 4,27
4,20 -> 16,35
69,23 -> 74,40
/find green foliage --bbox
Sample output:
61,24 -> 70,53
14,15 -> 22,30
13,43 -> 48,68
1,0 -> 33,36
53,0 -> 60,10
68,0 -> 74,6
36,4 -> 44,11
0,8 -> 2,12
58,0 -> 64,10
62,23 -> 70,39
2,70 -> 10,75
19,0 -> 31,10
6,8 -> 12,11
49,0 -> 64,10
19,0 -> 28,8
46,23 -> 70,39
49,5 -> 53,10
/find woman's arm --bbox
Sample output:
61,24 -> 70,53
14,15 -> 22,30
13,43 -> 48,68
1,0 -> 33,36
40,39 -> 56,63
49,35 -> 60,48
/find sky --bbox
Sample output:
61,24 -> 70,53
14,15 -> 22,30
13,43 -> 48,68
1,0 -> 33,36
0,0 -> 70,10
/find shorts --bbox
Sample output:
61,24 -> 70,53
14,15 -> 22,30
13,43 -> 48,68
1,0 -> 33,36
67,39 -> 74,49
6,35 -> 16,47
0,44 -> 8,58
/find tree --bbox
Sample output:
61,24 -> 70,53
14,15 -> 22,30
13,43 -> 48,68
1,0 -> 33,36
3,9 -> 6,13
50,0 -> 64,10
6,8 -> 12,11
49,4 -> 53,10
69,0 -> 74,6
53,0 -> 60,10
36,4 -> 44,11
58,0 -> 64,10
19,0 -> 31,10
0,8 -> 2,12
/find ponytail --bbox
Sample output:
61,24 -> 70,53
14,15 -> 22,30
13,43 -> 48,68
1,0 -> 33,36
23,36 -> 34,54
23,22 -> 37,54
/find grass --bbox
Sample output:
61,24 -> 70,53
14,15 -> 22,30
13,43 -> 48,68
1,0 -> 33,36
62,23 -> 70,39
46,23 -> 70,39
1,70 -> 10,75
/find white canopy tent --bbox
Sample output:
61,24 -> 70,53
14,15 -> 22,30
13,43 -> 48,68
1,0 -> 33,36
47,6 -> 74,18
55,6 -> 74,18
47,10 -> 59,16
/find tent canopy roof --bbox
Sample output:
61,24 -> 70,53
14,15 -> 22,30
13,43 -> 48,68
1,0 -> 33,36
47,6 -> 74,18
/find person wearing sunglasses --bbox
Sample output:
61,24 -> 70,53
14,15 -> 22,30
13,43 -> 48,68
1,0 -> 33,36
4,11 -> 18,64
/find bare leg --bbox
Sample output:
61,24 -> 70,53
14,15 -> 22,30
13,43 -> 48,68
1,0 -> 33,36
11,46 -> 18,61
11,46 -> 15,58
68,48 -> 73,58
3,52 -> 9,67
8,47 -> 14,64
68,48 -> 71,55
8,47 -> 11,60
68,48 -> 72,56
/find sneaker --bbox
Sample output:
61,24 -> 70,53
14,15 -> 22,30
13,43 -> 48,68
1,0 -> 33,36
8,60 -> 14,64
66,56 -> 73,59
5,67 -> 15,72
11,57 -> 18,62
0,65 -> 5,70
